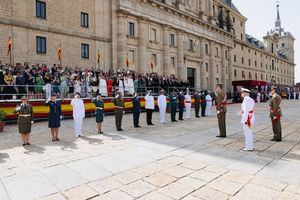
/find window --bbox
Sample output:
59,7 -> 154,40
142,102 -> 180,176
255,61 -> 257,67
169,34 -> 175,47
128,22 -> 135,37
233,17 -> 235,23
282,43 -> 285,48
206,63 -> 208,72
216,65 -> 219,74
216,47 -> 219,57
205,44 -> 209,54
234,55 -> 236,62
81,43 -> 89,59
240,22 -> 243,27
36,36 -> 46,54
234,69 -> 237,77
151,28 -> 157,42
248,59 -> 251,66
216,78 -> 219,84
81,12 -> 89,28
188,39 -> 193,51
241,34 -> 243,40
242,57 -> 244,64
248,49 -> 250,53
249,72 -> 252,79
128,50 -> 135,63
36,0 -> 46,19
151,54 -> 157,66
171,57 -> 175,67
225,50 -> 228,59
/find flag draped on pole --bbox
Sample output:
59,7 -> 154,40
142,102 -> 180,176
97,50 -> 101,64
7,37 -> 12,55
57,44 -> 62,61
125,54 -> 129,68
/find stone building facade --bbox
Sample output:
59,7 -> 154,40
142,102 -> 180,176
0,0 -> 295,91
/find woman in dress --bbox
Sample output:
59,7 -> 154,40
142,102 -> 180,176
45,93 -> 62,141
13,96 -> 34,145
92,95 -> 104,134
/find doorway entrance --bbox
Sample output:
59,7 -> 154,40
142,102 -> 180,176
187,67 -> 196,88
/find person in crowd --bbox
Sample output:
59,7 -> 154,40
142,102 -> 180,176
240,88 -> 255,151
92,94 -> 104,134
99,75 -> 108,97
45,93 -> 62,141
200,91 -> 207,117
132,92 -> 141,128
145,90 -> 155,125
169,91 -> 178,122
70,93 -> 85,137
193,91 -> 201,118
3,70 -> 14,99
158,90 -> 167,124
13,96 -> 34,145
44,72 -> 52,99
215,84 -> 227,138
113,92 -> 124,131
205,92 -> 212,116
185,90 -> 191,119
178,90 -> 185,121
257,91 -> 261,103
269,86 -> 282,142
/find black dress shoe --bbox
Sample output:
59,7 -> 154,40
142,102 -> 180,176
100,131 -> 104,134
196,116 -> 200,118
137,125 -> 141,128
216,135 -> 226,138
26,142 -> 31,145
150,123 -> 154,125
22,143 -> 26,146
56,138 -> 60,141
117,129 -> 124,131
52,139 -> 56,142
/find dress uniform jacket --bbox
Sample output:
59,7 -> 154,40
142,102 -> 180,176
216,89 -> 227,137
193,93 -> 201,117
113,97 -> 124,130
169,94 -> 178,122
93,99 -> 104,123
14,103 -> 34,134
269,93 -> 282,141
45,100 -> 62,128
132,96 -> 141,127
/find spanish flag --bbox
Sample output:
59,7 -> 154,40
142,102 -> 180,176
125,54 -> 129,68
57,44 -> 62,61
97,50 -> 101,64
7,37 -> 12,55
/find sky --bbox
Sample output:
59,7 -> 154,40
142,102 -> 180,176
233,0 -> 299,84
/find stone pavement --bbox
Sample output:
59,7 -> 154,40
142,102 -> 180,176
0,100 -> 300,200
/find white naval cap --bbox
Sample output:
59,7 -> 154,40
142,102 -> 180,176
241,88 -> 251,93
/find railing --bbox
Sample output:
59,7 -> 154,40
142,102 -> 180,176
0,84 -> 191,101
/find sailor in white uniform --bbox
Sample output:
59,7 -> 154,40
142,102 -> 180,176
71,93 -> 85,137
184,91 -> 191,119
157,90 -> 167,124
241,88 -> 255,151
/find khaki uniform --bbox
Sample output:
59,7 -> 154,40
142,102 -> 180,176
216,90 -> 227,137
14,103 -> 34,134
113,97 -> 124,130
269,94 -> 282,141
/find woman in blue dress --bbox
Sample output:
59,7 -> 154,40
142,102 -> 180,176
92,95 -> 104,134
45,93 -> 62,141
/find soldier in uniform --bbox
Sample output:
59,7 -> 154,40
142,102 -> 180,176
145,91 -> 154,125
169,91 -> 178,122
71,93 -> 85,138
193,91 -> 201,118
92,94 -> 104,134
113,92 -> 125,131
14,96 -> 34,146
200,91 -> 207,117
269,86 -> 282,142
45,93 -> 62,141
215,84 -> 227,138
240,88 -> 255,151
132,92 -> 141,128
178,91 -> 185,120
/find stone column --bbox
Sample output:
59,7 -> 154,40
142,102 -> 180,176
209,41 -> 215,90
163,26 -> 170,76
199,38 -> 206,89
220,45 -> 226,89
138,17 -> 148,74
177,31 -> 185,81
208,0 -> 216,25
228,47 -> 233,92
117,12 -> 127,70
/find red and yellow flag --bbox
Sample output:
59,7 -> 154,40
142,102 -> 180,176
7,37 -> 12,55
57,44 -> 62,61
125,54 -> 129,67
97,50 -> 101,64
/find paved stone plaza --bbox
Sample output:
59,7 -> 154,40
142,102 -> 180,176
0,100 -> 300,200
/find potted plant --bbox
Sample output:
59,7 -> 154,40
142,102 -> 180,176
0,110 -> 6,132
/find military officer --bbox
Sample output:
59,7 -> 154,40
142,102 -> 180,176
200,91 -> 207,117
269,86 -> 282,142
113,92 -> 125,131
158,90 -> 167,124
14,96 -> 34,146
71,93 -> 85,137
145,91 -> 154,125
178,91 -> 185,121
169,91 -> 178,122
215,84 -> 227,138
132,92 -> 141,128
184,90 -> 192,119
193,91 -> 201,118
92,94 -> 104,134
240,88 -> 255,151
45,93 -> 62,141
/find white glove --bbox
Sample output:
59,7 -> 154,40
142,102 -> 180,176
60,115 -> 63,120
123,111 -> 125,114
46,97 -> 51,103
31,121 -> 34,124
217,111 -> 220,114
15,106 -> 21,111
116,95 -> 119,98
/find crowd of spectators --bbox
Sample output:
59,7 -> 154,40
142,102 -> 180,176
0,62 -> 191,100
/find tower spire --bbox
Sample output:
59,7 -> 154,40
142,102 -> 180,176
275,1 -> 283,35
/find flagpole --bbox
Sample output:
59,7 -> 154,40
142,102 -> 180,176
9,50 -> 12,66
